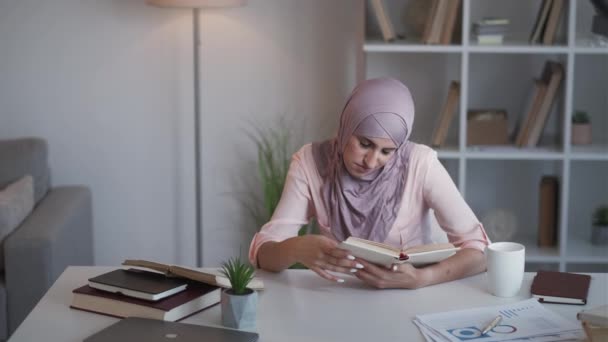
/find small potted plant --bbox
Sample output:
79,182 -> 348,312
220,257 -> 257,331
591,205 -> 608,245
571,110 -> 592,145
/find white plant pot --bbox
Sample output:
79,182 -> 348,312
221,288 -> 257,331
571,124 -> 592,145
591,225 -> 608,245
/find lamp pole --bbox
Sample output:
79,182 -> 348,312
192,7 -> 203,267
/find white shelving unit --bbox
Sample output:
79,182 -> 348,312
359,0 -> 608,272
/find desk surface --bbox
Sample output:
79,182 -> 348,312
9,267 -> 608,342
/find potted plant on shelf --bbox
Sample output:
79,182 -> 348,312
571,110 -> 592,145
591,205 -> 608,245
220,257 -> 257,331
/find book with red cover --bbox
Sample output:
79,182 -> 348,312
71,280 -> 220,321
531,270 -> 591,305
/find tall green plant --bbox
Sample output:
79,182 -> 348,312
247,121 -> 317,268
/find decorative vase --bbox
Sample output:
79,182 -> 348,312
221,288 -> 257,331
571,124 -> 592,145
591,225 -> 608,245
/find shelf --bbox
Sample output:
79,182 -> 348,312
436,147 -> 460,159
566,237 -> 608,262
364,40 -> 463,53
464,146 -> 564,160
570,144 -> 608,160
519,237 -> 560,262
468,41 -> 569,54
363,40 -> 575,54
575,37 -> 608,54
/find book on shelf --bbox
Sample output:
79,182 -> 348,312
370,0 -> 396,42
338,237 -> 459,267
515,79 -> 548,147
122,259 -> 265,291
440,0 -> 461,44
524,61 -> 564,147
475,34 -> 504,45
530,0 -> 553,44
431,80 -> 460,148
428,0 -> 450,44
578,305 -> 608,327
71,281 -> 221,322
88,268 -> 188,301
530,270 -> 591,305
422,0 -> 460,44
538,176 -> 559,247
542,0 -> 565,45
421,0 -> 439,43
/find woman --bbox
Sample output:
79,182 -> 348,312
248,77 -> 489,289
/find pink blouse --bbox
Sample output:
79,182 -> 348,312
249,143 -> 490,266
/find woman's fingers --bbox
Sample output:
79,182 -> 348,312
310,266 -> 345,283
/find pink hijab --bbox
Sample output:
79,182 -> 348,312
312,78 -> 415,242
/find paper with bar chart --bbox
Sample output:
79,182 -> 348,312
414,298 -> 584,342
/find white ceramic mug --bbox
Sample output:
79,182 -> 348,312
485,242 -> 525,297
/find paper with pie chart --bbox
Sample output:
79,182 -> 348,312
414,298 -> 584,342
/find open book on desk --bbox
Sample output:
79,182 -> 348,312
122,260 -> 264,290
338,237 -> 459,267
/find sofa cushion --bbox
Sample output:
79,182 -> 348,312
0,138 -> 50,204
0,175 -> 35,270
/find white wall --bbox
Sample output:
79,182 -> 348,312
0,0 -> 359,266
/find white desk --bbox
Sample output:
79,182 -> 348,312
9,267 -> 608,342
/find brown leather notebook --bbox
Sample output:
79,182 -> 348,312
531,270 -> 591,305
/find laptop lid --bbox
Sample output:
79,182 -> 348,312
84,317 -> 259,342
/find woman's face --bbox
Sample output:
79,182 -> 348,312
343,135 -> 397,179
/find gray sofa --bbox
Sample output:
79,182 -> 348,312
0,138 -> 93,339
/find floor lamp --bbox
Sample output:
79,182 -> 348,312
147,0 -> 247,267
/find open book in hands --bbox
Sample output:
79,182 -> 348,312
338,237 -> 460,267
122,260 -> 264,291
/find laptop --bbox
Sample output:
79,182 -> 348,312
84,317 -> 259,342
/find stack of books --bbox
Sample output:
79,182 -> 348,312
472,17 -> 509,45
70,260 -> 265,322
70,268 -> 222,321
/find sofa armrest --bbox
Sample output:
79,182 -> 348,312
4,186 -> 93,334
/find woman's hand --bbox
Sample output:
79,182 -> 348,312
353,259 -> 430,289
293,235 -> 364,283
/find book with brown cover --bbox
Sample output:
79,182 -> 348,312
515,79 -> 547,147
531,270 -> 591,305
542,0 -> 565,45
440,0 -> 461,44
525,61 -> 564,147
421,0 -> 439,43
538,176 -> 559,247
530,0 -> 553,44
427,0 -> 450,44
71,281 -> 220,321
431,81 -> 460,148
370,0 -> 396,42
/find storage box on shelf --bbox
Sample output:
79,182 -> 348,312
359,0 -> 608,271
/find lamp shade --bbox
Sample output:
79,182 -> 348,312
146,0 -> 246,8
